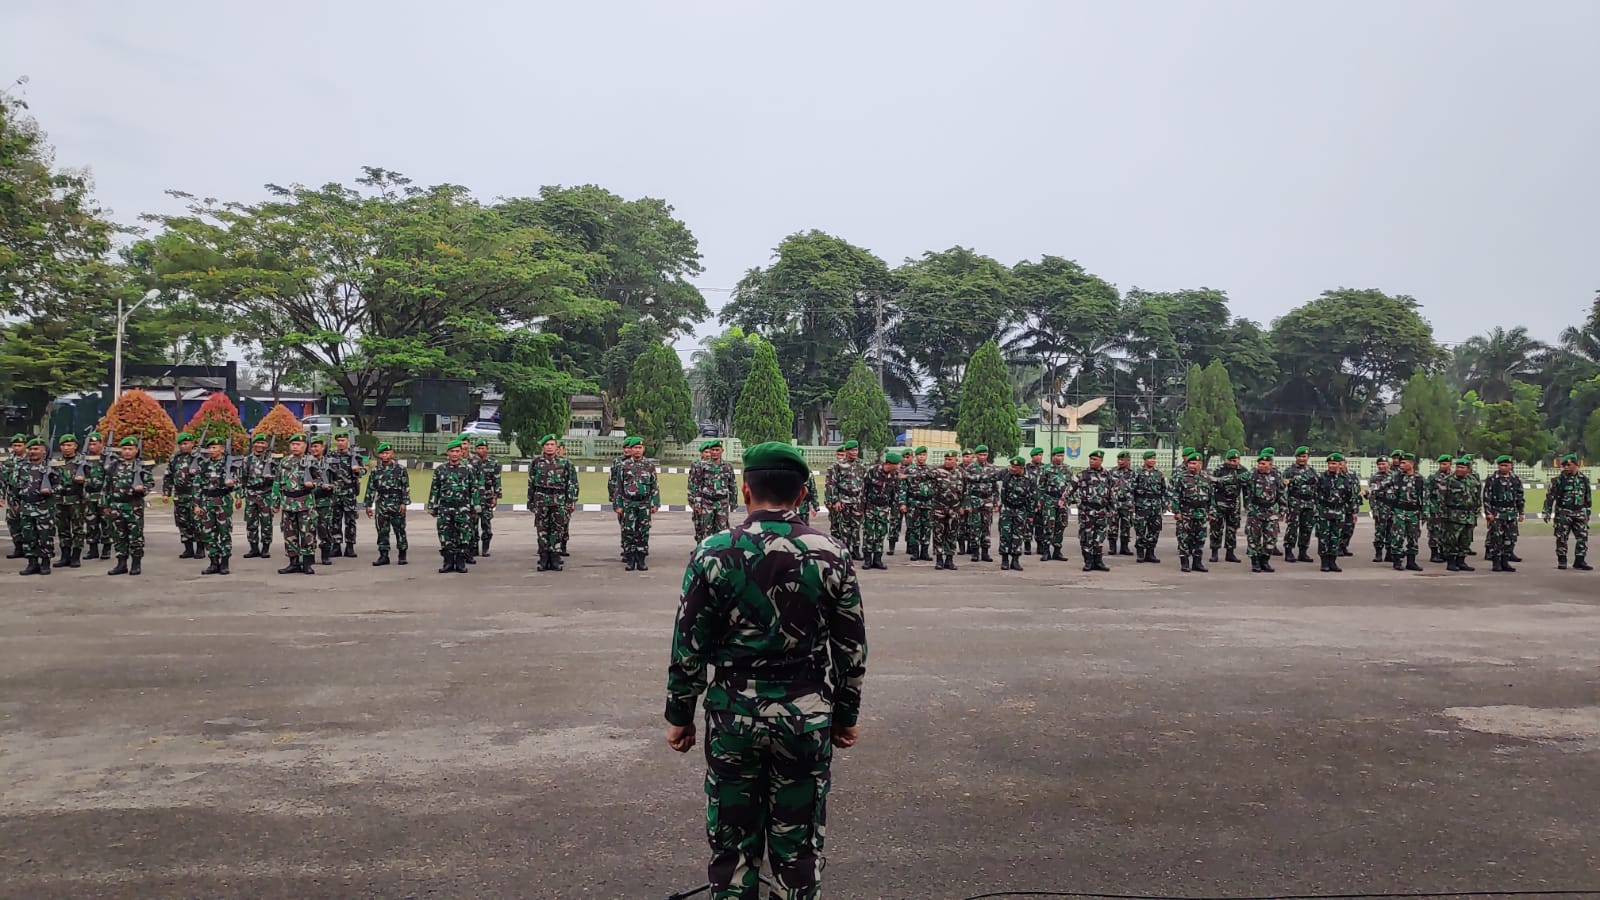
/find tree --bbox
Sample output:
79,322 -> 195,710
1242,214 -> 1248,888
251,402 -> 304,445
0,317 -> 102,426
1463,382 -> 1553,465
1384,373 -> 1459,455
182,392 -> 250,454
144,167 -> 599,434
956,340 -> 1022,458
623,342 -> 694,455
95,389 -> 177,462
501,387 -> 570,457
733,340 -> 794,445
1005,256 -> 1121,409
1583,408 -> 1600,461
1178,361 -> 1245,463
1449,326 -> 1547,403
689,328 -> 761,431
487,330 -> 586,456
897,247 -> 1015,390
832,358 -> 891,453
599,320 -> 664,433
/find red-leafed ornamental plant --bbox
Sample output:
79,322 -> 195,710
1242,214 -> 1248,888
183,392 -> 250,454
96,389 -> 178,462
251,403 -> 304,446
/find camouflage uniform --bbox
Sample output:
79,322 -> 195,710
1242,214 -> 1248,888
1437,473 -> 1477,566
1481,470 -> 1524,568
327,445 -> 365,554
51,451 -> 91,564
1209,462 -> 1248,559
1314,470 -> 1358,566
1036,462 -> 1071,560
961,461 -> 999,560
797,473 -> 821,526
997,469 -> 1035,563
528,453 -> 578,564
428,459 -> 482,570
1282,462 -> 1321,560
823,458 -> 866,559
469,451 -> 502,555
1130,467 -> 1168,560
274,454 -> 321,570
860,465 -> 900,562
1544,469 -> 1592,568
363,459 -> 411,560
103,455 -> 153,569
1107,461 -> 1135,555
1168,469 -> 1213,564
310,451 -> 339,562
162,446 -> 202,555
238,449 -> 279,557
666,508 -> 866,900
1022,458 -> 1044,553
610,456 -> 660,564
1,447 -> 23,558
899,460 -> 935,560
1243,468 -> 1284,567
1367,466 -> 1395,561
1066,465 -> 1114,570
82,447 -> 110,559
194,453 -> 237,565
12,457 -> 61,568
1387,472 -> 1427,565
1425,465 -> 1454,561
690,458 -> 737,543
929,464 -> 966,568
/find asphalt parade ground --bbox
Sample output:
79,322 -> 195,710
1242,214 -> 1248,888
2,513 -> 1597,899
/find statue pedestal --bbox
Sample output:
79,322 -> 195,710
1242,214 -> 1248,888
1033,425 -> 1100,464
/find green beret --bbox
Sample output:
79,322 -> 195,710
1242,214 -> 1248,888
376,442 -> 393,453
1030,447 -> 1043,457
944,450 -> 958,458
1294,446 -> 1310,455
743,441 -> 808,475
1052,446 -> 1066,455
1561,453 -> 1578,463
914,446 -> 927,454
539,434 -> 557,446
1009,456 -> 1025,465
1494,454 -> 1512,464
118,436 -> 138,447
288,433 -> 307,443
1225,450 -> 1240,459
251,433 -> 268,444
334,431 -> 348,439
884,451 -> 903,464
203,437 -> 222,447
1455,457 -> 1471,466
473,438 -> 488,448
26,437 -> 44,447
1116,450 -> 1130,459
9,434 -> 26,443
58,434 -> 77,444
1437,454 -> 1453,463
1327,452 -> 1345,462
87,432 -> 102,441
1185,452 -> 1202,461
962,448 -> 973,455
1260,447 -> 1275,456
1142,450 -> 1157,460
558,440 -> 566,448
1402,452 -> 1417,461
176,432 -> 194,442
623,436 -> 643,448
839,440 -> 858,451
1390,449 -> 1404,457
1088,450 -> 1104,459
309,435 -> 326,445
974,444 -> 989,453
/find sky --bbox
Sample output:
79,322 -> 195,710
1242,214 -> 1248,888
5,0 -> 1598,352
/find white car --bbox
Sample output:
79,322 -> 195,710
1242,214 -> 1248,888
302,414 -> 359,438
460,420 -> 501,436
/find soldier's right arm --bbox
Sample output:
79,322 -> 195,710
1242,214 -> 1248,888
565,460 -> 580,504
665,549 -> 717,727
824,548 -> 867,729
362,468 -> 376,509
1542,480 -> 1556,516
426,469 -> 440,511
400,467 -> 412,505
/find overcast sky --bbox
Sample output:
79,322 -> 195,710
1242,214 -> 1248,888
6,0 -> 1598,350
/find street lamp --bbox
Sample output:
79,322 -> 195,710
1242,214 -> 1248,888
113,289 -> 160,402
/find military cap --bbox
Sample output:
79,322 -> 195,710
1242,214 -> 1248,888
58,434 -> 77,444
1455,457 -> 1471,466
1142,450 -> 1157,459
1327,452 -> 1345,462
1437,453 -> 1454,463
334,431 -> 348,438
288,432 -> 307,443
204,436 -> 223,447
1089,449 -> 1104,459
837,440 -> 857,451
473,438 -> 488,448
743,441 -> 808,474
1402,452 -> 1417,461
445,438 -> 464,451
26,437 -> 44,447
702,439 -> 721,450
1225,449 -> 1240,459
1294,445 -> 1310,455
943,450 -> 958,458
623,436 -> 643,448
118,436 -> 138,447
1030,447 -> 1044,457
9,433 -> 26,443
974,444 -> 989,454
87,432 -> 102,441
1053,446 -> 1066,455
310,435 -> 328,445
961,448 -> 973,455
558,440 -> 566,448
539,433 -> 558,446
1116,450 -> 1130,459
1494,454 -> 1513,464
176,432 -> 195,443
1390,449 -> 1404,458
1185,451 -> 1202,461
1560,453 -> 1578,463
885,451 -> 903,464
376,441 -> 393,453
914,445 -> 927,454
251,433 -> 268,444
1009,456 -> 1025,466
1260,447 -> 1275,457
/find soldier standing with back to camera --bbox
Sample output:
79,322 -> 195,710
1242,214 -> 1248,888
665,441 -> 866,900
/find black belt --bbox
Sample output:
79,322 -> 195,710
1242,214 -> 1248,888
714,658 -> 823,683
203,488 -> 234,497
533,486 -> 567,493
283,490 -> 311,498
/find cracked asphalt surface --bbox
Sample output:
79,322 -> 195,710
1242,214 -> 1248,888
2,514 -> 1597,899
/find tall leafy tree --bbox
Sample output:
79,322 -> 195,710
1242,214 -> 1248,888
897,246 -> 1014,391
957,340 -> 1023,457
1462,381 -> 1554,465
1449,326 -> 1547,403
1383,373 -> 1459,455
623,341 -> 694,455
732,340 -> 794,445
1006,256 -> 1121,409
1583,408 -> 1600,460
832,358 -> 891,453
494,331 -> 587,455
689,327 -> 761,431
1178,360 -> 1245,463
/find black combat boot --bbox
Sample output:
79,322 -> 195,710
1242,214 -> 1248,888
637,551 -> 648,571
1146,549 -> 1160,564
244,542 -> 261,559
373,552 -> 390,567
945,554 -> 958,571
1429,548 -> 1443,564
560,541 -> 569,557
260,543 -> 272,559
1093,552 -> 1110,572
933,554 -> 945,570
536,551 -> 549,572
1558,557 -> 1568,570
202,557 -> 221,575
1259,555 -> 1275,573
1000,555 -> 1010,570
176,540 -> 191,559
1250,556 -> 1261,573
1134,547 -> 1146,563
319,545 -> 332,566
1226,549 -> 1241,563
37,556 -> 52,575
625,552 -> 637,572
345,542 -> 357,559
1082,555 -> 1095,572
20,557 -> 40,575
1040,545 -> 1051,562
1328,554 -> 1342,573
300,556 -> 314,574
330,543 -> 343,558
1574,556 -> 1592,570
397,548 -> 407,566
464,549 -> 476,565
219,556 -> 230,575
108,555 -> 129,575
1406,554 -> 1422,572
1446,555 -> 1461,572
84,543 -> 100,561
1456,555 -> 1474,572
1319,554 -> 1331,572
1011,554 -> 1024,572
6,541 -> 22,559
1490,557 -> 1503,572
887,541 -> 896,557
479,537 -> 490,558
129,555 -> 142,576
55,547 -> 71,568
970,546 -> 980,563
980,546 -> 993,562
1373,547 -> 1384,563
1300,545 -> 1313,563
1499,556 -> 1516,573
440,554 -> 455,574
1507,551 -> 1522,563
1210,548 -> 1219,563
1180,555 -> 1191,572
1192,554 -> 1207,573
1392,554 -> 1404,571
279,556 -> 302,575
68,548 -> 81,568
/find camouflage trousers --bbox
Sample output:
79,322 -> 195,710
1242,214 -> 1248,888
905,506 -> 932,551
1037,505 -> 1065,553
1078,509 -> 1109,558
862,504 -> 894,554
1372,508 -> 1393,554
1210,505 -> 1241,551
16,510 -> 56,558
338,494 -> 360,546
1340,515 -> 1355,554
280,508 -> 316,558
886,507 -> 902,547
106,504 -> 145,557
1435,520 -> 1472,557
1553,511 -> 1589,564
84,502 -> 105,549
532,499 -> 568,553
1174,511 -> 1208,556
964,506 -> 994,550
1426,515 -> 1443,553
4,506 -> 19,547
435,505 -> 473,556
618,503 -> 652,555
829,502 -> 861,557
54,499 -> 86,552
1111,503 -> 1134,547
314,501 -> 337,550
198,495 -> 234,558
1132,502 -> 1164,553
471,504 -> 495,546
243,493 -> 275,549
998,507 -> 1031,555
703,710 -> 831,900
1387,510 -> 1421,558
693,505 -> 731,544
373,503 -> 408,554
931,508 -> 963,557
1315,511 -> 1351,556
1284,504 -> 1316,552
1484,512 -> 1519,559
1245,510 -> 1279,558
173,493 -> 199,542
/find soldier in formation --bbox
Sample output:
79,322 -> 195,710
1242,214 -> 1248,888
1022,447 -> 1045,556
1314,453 -> 1360,571
1130,450 -> 1167,563
1436,457 -> 1478,571
824,441 -> 865,560
1244,450 -> 1283,572
1282,446 -> 1320,563
1387,453 -> 1427,571
1103,449 -> 1133,558
1169,451 -> 1212,572
239,434 -> 278,559
528,434 -> 578,572
957,448 -> 974,554
859,451 -> 901,569
12,436 -> 61,575
1482,454 -> 1525,572
275,434 -> 320,575
797,469 -> 821,525
962,445 -> 999,563
610,436 -> 659,571
1209,450 -> 1247,563
899,446 -> 934,562
664,441 -> 866,900
1036,447 -> 1071,562
1425,454 -> 1455,563
428,437 -> 482,573
192,436 -> 238,575
1065,449 -> 1113,571
3,433 -> 26,559
330,433 -> 365,558
556,440 -> 575,557
688,439 -> 736,544
930,450 -> 966,570
997,455 -> 1035,570
468,438 -> 501,558
364,440 -> 411,567
885,449 -> 906,557
51,434 -> 89,568
163,431 -> 202,559
1545,454 -> 1592,570
81,433 -> 109,561
103,436 -> 152,576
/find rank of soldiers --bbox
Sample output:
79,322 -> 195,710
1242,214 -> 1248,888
4,431 -> 1592,577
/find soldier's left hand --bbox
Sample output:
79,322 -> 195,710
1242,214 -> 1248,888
666,722 -> 696,753
651,507 -> 659,515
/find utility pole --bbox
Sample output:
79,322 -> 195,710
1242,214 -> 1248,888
113,289 -> 161,402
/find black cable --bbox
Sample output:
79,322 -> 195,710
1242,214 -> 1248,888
960,890 -> 1600,900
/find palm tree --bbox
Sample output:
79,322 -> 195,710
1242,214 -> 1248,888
1452,326 -> 1547,403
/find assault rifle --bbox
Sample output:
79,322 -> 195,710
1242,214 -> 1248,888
31,425 -> 56,494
